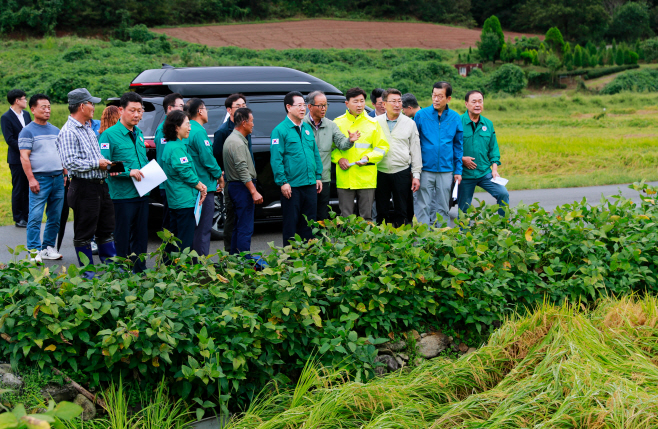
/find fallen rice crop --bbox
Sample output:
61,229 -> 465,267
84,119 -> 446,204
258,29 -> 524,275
226,295 -> 658,428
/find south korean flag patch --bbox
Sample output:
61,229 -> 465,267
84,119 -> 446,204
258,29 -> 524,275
100,143 -> 109,150
180,157 -> 189,164
161,138 -> 167,145
272,138 -> 279,145
204,140 -> 211,147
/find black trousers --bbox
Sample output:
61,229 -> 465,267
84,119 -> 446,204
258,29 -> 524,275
193,191 -> 215,256
9,163 -> 29,223
281,184 -> 317,245
223,189 -> 235,252
113,199 -> 149,273
160,189 -> 171,232
317,181 -> 331,221
67,178 -> 115,247
167,207 -> 196,256
375,167 -> 412,227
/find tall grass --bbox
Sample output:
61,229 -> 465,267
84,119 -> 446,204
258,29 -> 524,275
226,295 -> 658,428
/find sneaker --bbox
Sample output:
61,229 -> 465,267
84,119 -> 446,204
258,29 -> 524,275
40,246 -> 63,260
30,251 -> 43,264
91,241 -> 98,255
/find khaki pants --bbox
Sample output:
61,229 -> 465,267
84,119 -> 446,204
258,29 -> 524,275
337,188 -> 375,221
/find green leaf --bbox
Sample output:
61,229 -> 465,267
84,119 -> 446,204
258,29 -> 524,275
51,401 -> 83,420
347,342 -> 357,353
143,289 -> 155,302
196,408 -> 205,421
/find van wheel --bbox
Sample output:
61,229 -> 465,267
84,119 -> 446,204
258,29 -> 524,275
210,192 -> 225,240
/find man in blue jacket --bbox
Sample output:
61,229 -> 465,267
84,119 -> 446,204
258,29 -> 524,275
414,82 -> 463,226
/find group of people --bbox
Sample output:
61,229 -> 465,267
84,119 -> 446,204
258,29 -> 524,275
257,82 -> 510,255
1,79 -> 509,272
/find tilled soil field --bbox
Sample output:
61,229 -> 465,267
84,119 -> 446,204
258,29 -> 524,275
152,19 -> 539,50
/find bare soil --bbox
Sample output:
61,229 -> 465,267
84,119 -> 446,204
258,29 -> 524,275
152,19 -> 540,50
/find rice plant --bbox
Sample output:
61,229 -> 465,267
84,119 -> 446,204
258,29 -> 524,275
226,296 -> 658,428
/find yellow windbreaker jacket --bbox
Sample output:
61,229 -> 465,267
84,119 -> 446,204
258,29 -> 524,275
331,110 -> 389,189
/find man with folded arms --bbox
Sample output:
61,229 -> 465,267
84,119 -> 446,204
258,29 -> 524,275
99,92 -> 149,272
375,88 -> 421,227
458,90 -> 509,217
19,94 -> 65,262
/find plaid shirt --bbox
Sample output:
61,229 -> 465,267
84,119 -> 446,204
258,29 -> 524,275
56,116 -> 106,179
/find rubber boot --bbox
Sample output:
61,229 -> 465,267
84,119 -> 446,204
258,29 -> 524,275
97,241 -> 117,264
74,245 -> 95,279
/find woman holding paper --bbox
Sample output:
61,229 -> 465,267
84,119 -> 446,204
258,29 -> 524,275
161,110 -> 208,259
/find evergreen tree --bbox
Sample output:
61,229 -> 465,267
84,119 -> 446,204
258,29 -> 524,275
564,51 -> 574,70
586,41 -> 597,56
598,53 -> 604,66
574,45 -> 583,67
532,50 -> 540,66
545,27 -> 565,54
582,49 -> 591,68
606,49 -> 614,65
615,48 -> 624,65
482,15 -> 505,59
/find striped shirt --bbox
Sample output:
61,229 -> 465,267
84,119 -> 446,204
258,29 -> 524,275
56,116 -> 107,179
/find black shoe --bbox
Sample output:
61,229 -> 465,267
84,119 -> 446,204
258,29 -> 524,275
15,220 -> 27,228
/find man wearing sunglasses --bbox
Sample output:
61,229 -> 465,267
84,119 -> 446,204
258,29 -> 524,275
304,91 -> 359,221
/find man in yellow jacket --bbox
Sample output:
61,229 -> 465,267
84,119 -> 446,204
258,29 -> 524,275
332,87 -> 389,221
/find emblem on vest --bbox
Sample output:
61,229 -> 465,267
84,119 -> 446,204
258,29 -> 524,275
482,126 -> 487,132
272,139 -> 279,145
100,143 -> 109,150
180,157 -> 189,164
161,138 -> 167,144
204,140 -> 211,146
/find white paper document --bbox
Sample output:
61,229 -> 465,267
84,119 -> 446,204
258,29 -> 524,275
452,182 -> 459,201
194,192 -> 202,225
491,176 -> 509,187
131,160 -> 168,197
348,156 -> 369,167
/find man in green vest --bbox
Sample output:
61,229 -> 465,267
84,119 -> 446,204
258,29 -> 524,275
270,91 -> 323,244
99,92 -> 149,272
154,92 -> 184,231
186,98 -> 223,256
458,90 -> 509,217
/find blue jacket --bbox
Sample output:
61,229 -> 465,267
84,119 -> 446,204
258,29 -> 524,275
414,105 -> 463,175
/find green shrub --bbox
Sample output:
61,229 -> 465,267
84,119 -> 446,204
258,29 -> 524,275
486,63 -> 526,94
61,46 -> 94,62
3,183 -> 656,412
129,24 -> 155,43
601,68 -> 658,94
641,37 -> 658,62
584,64 -> 640,80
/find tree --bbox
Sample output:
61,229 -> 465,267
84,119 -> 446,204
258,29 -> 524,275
520,49 -> 534,65
564,51 -> 574,70
605,49 -> 613,65
615,48 -> 625,65
598,53 -> 605,66
482,15 -> 505,59
641,37 -> 658,62
574,45 -> 583,67
585,41 -> 597,57
545,27 -> 565,53
477,31 -> 501,63
515,0 -> 609,43
607,2 -> 652,42
532,50 -> 540,66
546,54 -> 563,83
582,50 -> 591,68
628,51 -> 639,64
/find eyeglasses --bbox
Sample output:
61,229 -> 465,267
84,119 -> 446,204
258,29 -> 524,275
310,104 -> 329,109
84,101 -> 95,107
386,100 -> 403,105
290,103 -> 306,108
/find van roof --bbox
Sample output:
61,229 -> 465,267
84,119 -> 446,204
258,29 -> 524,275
130,66 -> 343,97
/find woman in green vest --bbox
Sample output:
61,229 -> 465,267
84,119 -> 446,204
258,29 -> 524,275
161,110 -> 207,258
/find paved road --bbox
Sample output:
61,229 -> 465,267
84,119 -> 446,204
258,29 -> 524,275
1,181 -> 654,267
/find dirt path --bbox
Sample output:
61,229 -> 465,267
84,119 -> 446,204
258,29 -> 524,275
152,19 -> 540,50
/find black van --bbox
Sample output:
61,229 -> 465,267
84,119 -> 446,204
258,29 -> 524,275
125,65 -> 350,239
